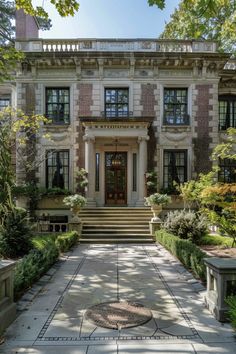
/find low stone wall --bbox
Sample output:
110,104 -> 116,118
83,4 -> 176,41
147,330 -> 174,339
0,260 -> 16,334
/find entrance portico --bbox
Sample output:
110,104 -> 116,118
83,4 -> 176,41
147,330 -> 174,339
82,120 -> 150,206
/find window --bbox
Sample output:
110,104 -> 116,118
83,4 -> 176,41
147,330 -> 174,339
46,150 -> 69,189
163,88 -> 189,125
95,153 -> 100,191
219,158 -> 236,183
0,97 -> 10,110
219,96 -> 236,130
46,88 -> 70,124
105,88 -> 129,118
163,150 -> 187,189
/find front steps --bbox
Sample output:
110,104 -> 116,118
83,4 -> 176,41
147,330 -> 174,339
79,207 -> 153,243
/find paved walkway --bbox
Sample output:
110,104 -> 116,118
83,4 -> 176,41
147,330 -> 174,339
1,243 -> 236,353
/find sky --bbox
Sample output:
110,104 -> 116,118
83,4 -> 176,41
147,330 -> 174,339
38,0 -> 180,39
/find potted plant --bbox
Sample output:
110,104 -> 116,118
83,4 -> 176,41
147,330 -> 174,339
145,193 -> 171,221
63,194 -> 87,218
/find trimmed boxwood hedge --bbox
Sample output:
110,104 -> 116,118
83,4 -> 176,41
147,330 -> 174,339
14,231 -> 79,299
155,229 -> 207,282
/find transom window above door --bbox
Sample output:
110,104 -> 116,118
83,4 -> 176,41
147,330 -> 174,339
105,88 -> 129,118
46,88 -> 70,124
163,88 -> 189,125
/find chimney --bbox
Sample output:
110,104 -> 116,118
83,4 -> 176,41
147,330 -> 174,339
15,9 -> 39,39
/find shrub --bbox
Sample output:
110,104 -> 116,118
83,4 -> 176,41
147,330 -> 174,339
55,231 -> 79,252
200,234 -> 233,247
163,209 -> 208,244
14,244 -> 59,299
156,229 -> 206,282
0,207 -> 32,258
14,231 -> 79,299
226,296 -> 236,329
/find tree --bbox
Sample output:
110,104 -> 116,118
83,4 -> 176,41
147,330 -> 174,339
160,0 -> 236,53
0,107 -> 49,214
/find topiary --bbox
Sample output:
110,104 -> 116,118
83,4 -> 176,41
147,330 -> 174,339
163,209 -> 208,244
0,207 -> 33,258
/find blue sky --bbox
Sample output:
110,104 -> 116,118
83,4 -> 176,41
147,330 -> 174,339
39,0 -> 180,39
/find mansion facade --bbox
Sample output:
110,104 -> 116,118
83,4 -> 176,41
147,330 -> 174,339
1,13 -> 236,212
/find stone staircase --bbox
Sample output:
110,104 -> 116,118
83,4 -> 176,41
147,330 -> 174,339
79,207 -> 153,243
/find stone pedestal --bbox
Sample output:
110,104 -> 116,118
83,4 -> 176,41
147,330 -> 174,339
68,217 -> 82,234
204,257 -> 236,322
149,220 -> 163,239
0,260 -> 16,335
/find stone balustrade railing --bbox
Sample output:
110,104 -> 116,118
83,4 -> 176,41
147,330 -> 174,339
15,39 -> 218,53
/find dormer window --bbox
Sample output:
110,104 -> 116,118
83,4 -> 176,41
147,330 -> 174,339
105,88 -> 129,118
219,95 -> 236,130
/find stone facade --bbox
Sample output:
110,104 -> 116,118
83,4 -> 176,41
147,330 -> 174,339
1,20 -> 236,212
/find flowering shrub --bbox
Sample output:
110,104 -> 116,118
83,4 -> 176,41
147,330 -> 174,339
63,194 -> 87,208
145,193 -> 171,206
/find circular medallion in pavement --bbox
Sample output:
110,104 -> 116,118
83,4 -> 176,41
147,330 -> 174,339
85,301 -> 152,329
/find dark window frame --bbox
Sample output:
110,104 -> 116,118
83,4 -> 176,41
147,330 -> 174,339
104,88 -> 129,118
45,87 -> 70,125
163,150 -> 188,190
46,150 -> 70,190
218,158 -> 236,183
0,97 -> 10,110
219,95 -> 236,130
163,88 -> 189,125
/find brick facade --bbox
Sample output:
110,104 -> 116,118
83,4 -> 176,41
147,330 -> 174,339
78,84 -> 93,116
140,84 -> 157,117
194,84 -> 213,175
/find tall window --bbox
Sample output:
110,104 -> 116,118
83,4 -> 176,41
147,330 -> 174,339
219,158 -> 236,183
163,150 -> 187,189
219,96 -> 236,130
105,88 -> 129,118
46,150 -> 69,189
46,88 -> 70,124
164,88 -> 189,125
0,97 -> 10,110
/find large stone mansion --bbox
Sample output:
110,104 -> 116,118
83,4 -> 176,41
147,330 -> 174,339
1,12 -> 236,212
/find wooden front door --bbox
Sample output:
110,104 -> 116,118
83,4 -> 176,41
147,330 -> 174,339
105,152 -> 127,205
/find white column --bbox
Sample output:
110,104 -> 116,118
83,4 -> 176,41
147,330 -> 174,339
83,135 -> 96,207
136,136 -> 149,206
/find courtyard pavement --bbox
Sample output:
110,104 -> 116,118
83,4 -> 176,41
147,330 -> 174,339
1,243 -> 236,353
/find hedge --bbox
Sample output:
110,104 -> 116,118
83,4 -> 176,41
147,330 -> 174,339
155,229 -> 207,282
14,231 -> 79,299
226,296 -> 236,329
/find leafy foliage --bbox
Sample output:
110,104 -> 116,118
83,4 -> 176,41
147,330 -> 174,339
161,0 -> 236,53
200,234 -> 233,247
156,229 -> 206,281
0,207 -> 32,258
14,231 -> 79,299
226,296 -> 236,329
145,193 -> 171,206
163,210 -> 209,244
15,0 -> 79,18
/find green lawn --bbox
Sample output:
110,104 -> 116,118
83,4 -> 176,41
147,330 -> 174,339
200,234 -> 234,248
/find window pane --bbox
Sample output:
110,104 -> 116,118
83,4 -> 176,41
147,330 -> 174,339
105,88 -> 129,117
46,88 -> 70,124
164,88 -> 188,125
163,150 -> 187,190
219,96 -> 236,130
219,158 -> 236,183
46,150 -> 69,189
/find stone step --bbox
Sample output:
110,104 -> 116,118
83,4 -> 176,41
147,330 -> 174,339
80,207 -> 153,244
83,229 -> 150,234
80,238 -> 153,243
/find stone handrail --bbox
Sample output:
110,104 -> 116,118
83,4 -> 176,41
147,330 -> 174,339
15,39 -> 218,53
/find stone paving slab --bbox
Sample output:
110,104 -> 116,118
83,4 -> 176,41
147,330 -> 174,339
1,243 -> 236,353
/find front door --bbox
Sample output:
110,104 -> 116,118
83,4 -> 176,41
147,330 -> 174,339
105,152 -> 127,205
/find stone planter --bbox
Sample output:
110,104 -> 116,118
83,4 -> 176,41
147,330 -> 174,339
38,195 -> 68,210
151,205 -> 162,222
